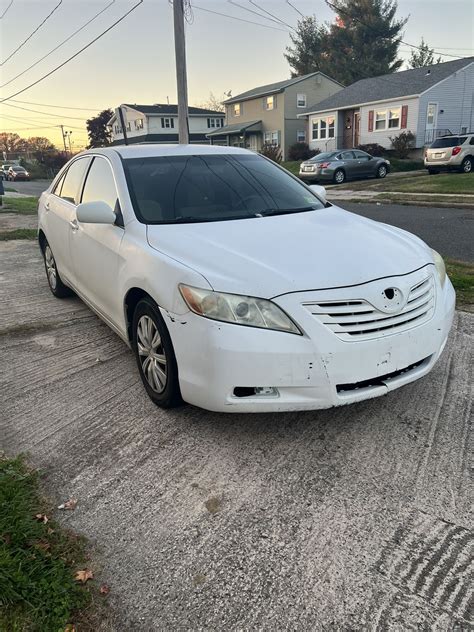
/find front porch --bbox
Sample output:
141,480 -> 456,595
206,120 -> 262,150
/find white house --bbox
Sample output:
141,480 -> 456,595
108,104 -> 225,145
298,57 -> 474,153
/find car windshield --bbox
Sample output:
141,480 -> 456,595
12,166 -> 25,171
123,153 -> 325,224
310,152 -> 337,162
431,137 -> 467,148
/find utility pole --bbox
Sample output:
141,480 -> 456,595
60,125 -> 67,153
173,0 -> 189,144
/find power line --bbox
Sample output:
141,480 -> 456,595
1,102 -> 88,121
248,0 -> 294,30
226,0 -> 287,27
0,0 -> 144,103
0,0 -> 13,19
286,0 -> 304,18
0,111 -> 86,131
190,3 -> 289,31
1,0 -> 63,66
9,99 -> 102,111
1,0 -> 116,89
325,0 -> 465,60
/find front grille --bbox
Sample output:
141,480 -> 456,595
304,274 -> 435,341
336,356 -> 431,393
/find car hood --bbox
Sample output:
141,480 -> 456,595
146,205 -> 433,298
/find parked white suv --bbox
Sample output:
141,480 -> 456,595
37,145 -> 455,413
425,133 -> 474,174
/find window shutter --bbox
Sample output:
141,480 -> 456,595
368,110 -> 374,132
401,105 -> 408,128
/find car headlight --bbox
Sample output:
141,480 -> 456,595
431,249 -> 446,287
179,285 -> 301,334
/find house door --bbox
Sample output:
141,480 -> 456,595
354,112 -> 360,147
425,103 -> 437,144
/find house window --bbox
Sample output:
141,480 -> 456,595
375,110 -> 387,130
134,118 -> 144,130
264,130 -> 279,146
427,103 -> 436,125
264,95 -> 275,110
312,116 -> 335,140
233,103 -> 241,117
297,93 -> 306,108
388,108 -> 400,129
297,130 -> 306,142
207,118 -> 223,128
161,117 -> 174,129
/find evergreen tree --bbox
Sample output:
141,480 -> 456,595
408,37 -> 442,68
86,109 -> 113,148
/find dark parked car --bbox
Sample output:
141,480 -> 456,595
299,149 -> 390,184
7,165 -> 30,181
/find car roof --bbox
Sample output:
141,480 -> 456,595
81,143 -> 253,159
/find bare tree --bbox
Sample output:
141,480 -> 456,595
195,92 -> 225,112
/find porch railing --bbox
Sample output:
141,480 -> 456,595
424,128 -> 453,146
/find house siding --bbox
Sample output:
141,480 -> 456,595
418,62 -> 474,144
359,97 -> 419,148
225,97 -> 284,148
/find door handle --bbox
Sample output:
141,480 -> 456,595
45,201 -> 50,210
69,219 -> 79,231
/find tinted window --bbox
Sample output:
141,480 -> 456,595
124,154 -> 325,224
82,157 -> 118,211
341,151 -> 355,160
431,137 -> 467,148
353,150 -> 370,160
311,152 -> 337,162
60,158 -> 91,204
470,137 -> 474,145
12,166 -> 26,172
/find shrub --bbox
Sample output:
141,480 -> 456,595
260,143 -> 282,164
287,142 -> 320,161
356,143 -> 385,157
389,131 -> 416,158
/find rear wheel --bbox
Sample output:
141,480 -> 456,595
376,164 -> 387,178
132,298 -> 183,409
428,168 -> 439,175
460,157 -> 472,173
42,241 -> 73,298
333,169 -> 345,184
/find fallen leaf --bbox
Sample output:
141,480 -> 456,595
35,541 -> 51,551
47,527 -> 55,535
99,583 -> 110,595
64,625 -> 76,632
35,513 -> 48,524
75,569 -> 93,583
58,498 -> 78,511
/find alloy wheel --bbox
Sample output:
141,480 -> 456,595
44,245 -> 57,290
335,170 -> 345,184
463,159 -> 472,173
137,315 -> 168,393
378,166 -> 387,177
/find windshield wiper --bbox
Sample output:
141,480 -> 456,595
258,206 -> 318,217
162,214 -> 257,224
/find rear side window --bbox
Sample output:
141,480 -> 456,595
60,157 -> 91,204
431,137 -> 467,148
81,157 -> 118,211
341,151 -> 355,160
52,171 -> 66,196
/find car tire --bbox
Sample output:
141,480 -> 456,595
132,297 -> 183,409
333,169 -> 345,184
460,157 -> 472,174
376,164 -> 387,178
427,169 -> 439,175
42,241 -> 73,298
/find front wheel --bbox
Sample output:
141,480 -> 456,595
376,164 -> 387,178
460,157 -> 472,173
333,169 -> 345,184
42,241 -> 73,298
132,298 -> 183,409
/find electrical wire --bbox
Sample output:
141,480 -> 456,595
286,0 -> 304,18
0,0 -> 13,19
8,99 -> 102,111
1,0 -> 63,66
248,0 -> 294,29
190,3 -> 289,31
0,0 -> 116,89
226,0 -> 287,27
1,102 -> 88,121
0,0 -> 144,103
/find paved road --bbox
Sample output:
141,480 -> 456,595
1,240 -> 472,630
4,179 -> 52,197
340,202 -> 474,263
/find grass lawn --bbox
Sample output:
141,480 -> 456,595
281,161 -> 300,176
446,258 -> 474,310
0,196 -> 38,214
372,173 -> 474,194
0,456 -> 107,631
0,229 -> 37,241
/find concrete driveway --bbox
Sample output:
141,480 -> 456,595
3,179 -> 52,197
1,241 -> 472,630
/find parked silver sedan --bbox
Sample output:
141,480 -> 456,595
299,150 -> 390,184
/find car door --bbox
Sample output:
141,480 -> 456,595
352,150 -> 374,177
69,156 -> 125,328
338,151 -> 357,178
45,157 -> 91,284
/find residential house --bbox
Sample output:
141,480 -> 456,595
108,104 -> 225,145
298,57 -> 474,154
206,73 -> 344,159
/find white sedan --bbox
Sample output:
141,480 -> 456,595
38,145 -> 455,413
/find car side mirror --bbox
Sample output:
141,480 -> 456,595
76,201 -> 116,224
309,184 -> 327,203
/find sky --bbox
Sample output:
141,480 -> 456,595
1,0 -> 473,150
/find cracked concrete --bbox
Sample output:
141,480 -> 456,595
1,240 -> 472,630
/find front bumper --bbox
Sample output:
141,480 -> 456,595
164,268 -> 455,413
